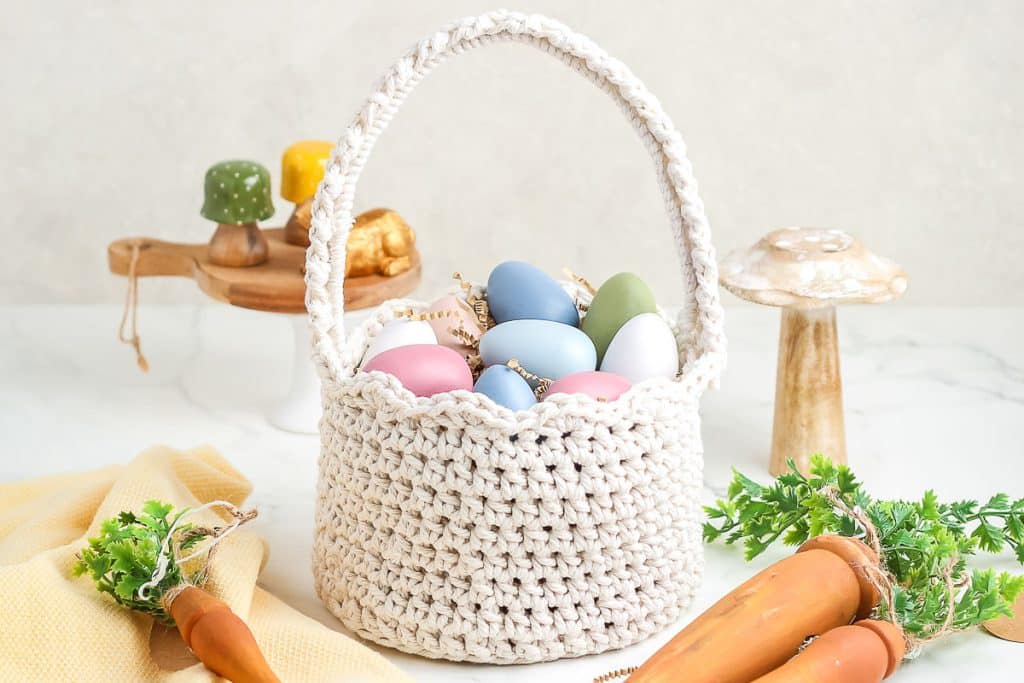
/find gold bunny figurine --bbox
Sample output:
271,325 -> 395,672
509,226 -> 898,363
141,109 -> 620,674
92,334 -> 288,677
287,200 -> 416,277
345,208 -> 416,277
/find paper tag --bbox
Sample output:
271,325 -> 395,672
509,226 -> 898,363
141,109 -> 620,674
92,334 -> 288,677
984,593 -> 1024,643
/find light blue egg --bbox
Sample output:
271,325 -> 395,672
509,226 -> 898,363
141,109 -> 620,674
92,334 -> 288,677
474,365 -> 538,411
487,261 -> 580,326
479,320 -> 597,382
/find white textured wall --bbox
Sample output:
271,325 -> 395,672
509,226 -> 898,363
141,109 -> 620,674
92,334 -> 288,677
2,1 -> 1021,306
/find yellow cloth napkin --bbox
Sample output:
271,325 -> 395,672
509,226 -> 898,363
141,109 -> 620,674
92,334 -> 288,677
0,445 -> 411,683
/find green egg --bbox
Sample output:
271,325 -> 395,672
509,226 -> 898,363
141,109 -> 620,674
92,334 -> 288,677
582,272 -> 657,363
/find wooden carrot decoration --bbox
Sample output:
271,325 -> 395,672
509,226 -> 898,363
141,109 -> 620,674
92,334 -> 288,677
168,586 -> 278,683
704,456 -> 1024,647
615,457 -> 1024,683
74,500 -> 279,683
626,535 -> 880,683
750,620 -> 906,683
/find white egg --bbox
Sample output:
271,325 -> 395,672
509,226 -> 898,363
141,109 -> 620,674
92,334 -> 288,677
363,319 -> 437,365
599,312 -> 679,383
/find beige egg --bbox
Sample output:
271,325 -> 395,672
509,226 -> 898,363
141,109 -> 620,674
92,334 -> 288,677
426,295 -> 483,350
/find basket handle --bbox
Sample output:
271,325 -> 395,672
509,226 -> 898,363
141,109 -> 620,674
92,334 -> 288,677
306,10 -> 726,388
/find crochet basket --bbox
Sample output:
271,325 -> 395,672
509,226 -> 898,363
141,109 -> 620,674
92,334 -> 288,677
306,10 -> 726,664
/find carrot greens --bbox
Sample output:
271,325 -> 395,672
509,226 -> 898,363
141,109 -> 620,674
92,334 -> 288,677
73,499 -> 208,624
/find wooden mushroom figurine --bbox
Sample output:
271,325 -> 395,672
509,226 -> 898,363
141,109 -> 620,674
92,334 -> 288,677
720,228 -> 907,475
202,160 -> 275,267
280,140 -> 333,248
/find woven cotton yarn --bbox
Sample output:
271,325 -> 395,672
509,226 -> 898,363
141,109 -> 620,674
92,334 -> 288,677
307,11 -> 727,664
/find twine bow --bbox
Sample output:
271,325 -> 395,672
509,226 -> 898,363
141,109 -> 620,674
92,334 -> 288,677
137,500 -> 257,601
821,486 -> 960,658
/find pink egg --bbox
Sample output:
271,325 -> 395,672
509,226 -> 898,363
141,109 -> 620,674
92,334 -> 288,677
361,344 -> 473,397
426,295 -> 484,350
542,370 -> 631,402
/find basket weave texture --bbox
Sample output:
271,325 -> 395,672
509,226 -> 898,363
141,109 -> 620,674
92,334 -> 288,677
306,10 -> 727,664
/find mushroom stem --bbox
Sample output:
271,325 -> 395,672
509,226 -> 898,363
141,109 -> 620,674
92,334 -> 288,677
208,222 -> 269,267
770,306 -> 847,475
283,198 -> 312,248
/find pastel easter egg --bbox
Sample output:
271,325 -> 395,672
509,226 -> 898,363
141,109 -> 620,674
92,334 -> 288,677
363,319 -> 437,364
426,295 -> 483,350
581,272 -> 657,363
543,370 -> 631,402
479,320 -> 596,382
600,312 -> 680,383
361,344 -> 472,397
487,260 -> 580,326
474,365 -> 538,411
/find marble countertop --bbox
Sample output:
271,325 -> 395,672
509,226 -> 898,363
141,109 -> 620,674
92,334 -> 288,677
2,304 -> 1022,681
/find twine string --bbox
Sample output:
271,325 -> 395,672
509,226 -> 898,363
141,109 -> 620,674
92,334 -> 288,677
821,486 -> 960,658
117,240 -> 149,372
592,667 -> 637,683
137,500 -> 257,601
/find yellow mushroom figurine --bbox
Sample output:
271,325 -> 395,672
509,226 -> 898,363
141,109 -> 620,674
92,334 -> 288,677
280,140 -> 417,277
281,140 -> 333,248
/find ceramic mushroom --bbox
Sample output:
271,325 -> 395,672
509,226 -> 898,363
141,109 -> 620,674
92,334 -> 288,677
280,140 -> 333,248
202,160 -> 275,267
720,228 -> 908,475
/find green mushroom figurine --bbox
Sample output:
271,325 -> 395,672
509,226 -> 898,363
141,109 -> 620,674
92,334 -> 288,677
202,160 -> 275,267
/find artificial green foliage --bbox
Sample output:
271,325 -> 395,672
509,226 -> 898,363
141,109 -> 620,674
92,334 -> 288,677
703,455 -> 1024,639
73,500 -> 207,624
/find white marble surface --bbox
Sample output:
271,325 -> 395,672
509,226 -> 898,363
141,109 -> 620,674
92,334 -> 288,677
2,304 -> 1023,681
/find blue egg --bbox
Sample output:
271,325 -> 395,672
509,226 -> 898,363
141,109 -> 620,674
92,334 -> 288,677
487,261 -> 580,326
474,365 -> 538,411
479,320 -> 597,382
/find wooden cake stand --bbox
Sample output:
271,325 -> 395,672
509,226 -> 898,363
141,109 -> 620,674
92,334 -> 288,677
108,228 -> 422,433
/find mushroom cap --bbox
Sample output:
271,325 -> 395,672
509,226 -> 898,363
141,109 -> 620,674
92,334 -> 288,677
280,140 -> 333,203
719,228 -> 907,308
201,160 -> 274,225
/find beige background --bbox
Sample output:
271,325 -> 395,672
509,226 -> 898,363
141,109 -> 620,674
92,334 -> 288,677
2,1 -> 1021,307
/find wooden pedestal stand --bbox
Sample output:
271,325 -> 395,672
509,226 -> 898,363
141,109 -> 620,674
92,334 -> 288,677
108,227 -> 421,433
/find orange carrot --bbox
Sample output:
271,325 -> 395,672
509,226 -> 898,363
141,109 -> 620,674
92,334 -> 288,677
627,535 -> 880,683
168,586 -> 279,683
797,534 -> 881,620
750,620 -> 906,682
